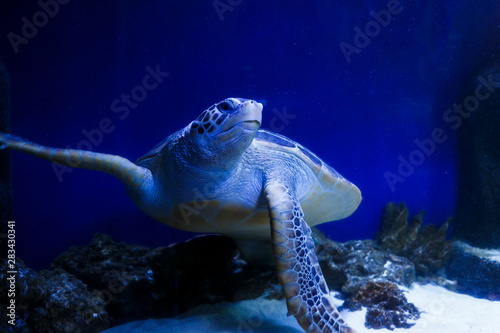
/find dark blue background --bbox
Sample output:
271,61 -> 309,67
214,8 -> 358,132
0,0 -> 498,269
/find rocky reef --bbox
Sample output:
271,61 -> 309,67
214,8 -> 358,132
0,259 -> 109,333
445,241 -> 500,300
51,233 -> 249,321
0,202 -> 475,332
0,235 -> 420,331
313,228 -> 416,295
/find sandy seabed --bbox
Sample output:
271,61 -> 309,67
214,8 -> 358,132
103,284 -> 500,333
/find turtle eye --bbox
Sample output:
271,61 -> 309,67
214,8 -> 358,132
218,101 -> 234,112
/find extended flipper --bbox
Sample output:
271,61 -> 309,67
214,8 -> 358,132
266,182 -> 355,333
0,133 -> 151,189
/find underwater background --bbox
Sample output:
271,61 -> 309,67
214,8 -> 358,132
0,0 -> 499,271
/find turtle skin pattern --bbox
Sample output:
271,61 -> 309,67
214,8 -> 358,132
0,133 -> 148,188
266,182 -> 356,333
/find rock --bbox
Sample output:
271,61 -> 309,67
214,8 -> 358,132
342,281 -> 420,330
342,240 -> 416,295
2,227 -> 434,332
147,235 -> 282,305
51,233 -> 152,290
230,262 -> 282,302
56,229 -> 426,328
313,227 -> 349,291
1,233 -> 280,332
0,258 -> 44,332
0,259 -> 45,310
145,234 -> 241,314
376,202 -> 452,276
51,232 -> 281,323
0,259 -> 109,333
455,64 -> 500,248
313,228 -> 416,296
31,269 -> 109,333
445,241 -> 500,300
52,233 -> 160,320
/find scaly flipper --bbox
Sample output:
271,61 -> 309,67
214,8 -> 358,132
266,182 -> 355,333
0,133 -> 151,189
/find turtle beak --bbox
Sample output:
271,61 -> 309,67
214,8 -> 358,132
216,100 -> 262,143
245,100 -> 263,126
221,100 -> 262,133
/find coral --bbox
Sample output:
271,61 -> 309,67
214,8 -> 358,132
342,281 -> 420,330
376,202 -> 452,276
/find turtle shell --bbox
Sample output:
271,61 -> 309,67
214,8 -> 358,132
253,130 -> 361,224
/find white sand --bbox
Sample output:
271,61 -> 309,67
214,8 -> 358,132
103,283 -> 500,333
344,284 -> 500,333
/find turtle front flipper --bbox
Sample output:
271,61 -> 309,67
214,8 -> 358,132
0,133 -> 151,189
265,182 -> 355,333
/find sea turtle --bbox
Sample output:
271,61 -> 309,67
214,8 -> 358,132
0,97 -> 361,333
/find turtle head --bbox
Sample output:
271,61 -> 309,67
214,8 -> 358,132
188,97 -> 263,170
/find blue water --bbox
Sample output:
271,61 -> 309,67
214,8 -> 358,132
0,0 -> 498,269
